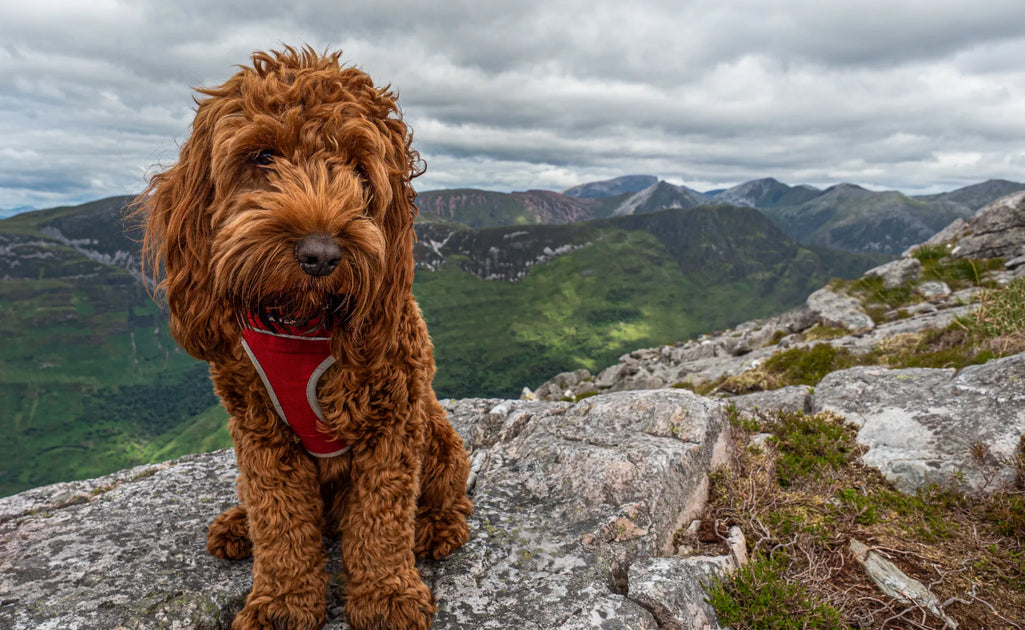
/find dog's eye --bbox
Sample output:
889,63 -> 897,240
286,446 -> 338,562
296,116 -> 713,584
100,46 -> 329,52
353,164 -> 370,186
251,149 -> 278,167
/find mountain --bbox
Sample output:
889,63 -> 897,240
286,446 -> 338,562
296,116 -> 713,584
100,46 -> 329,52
739,179 -> 1025,255
415,188 -> 623,228
416,179 -> 708,228
0,196 -> 879,495
710,177 -> 821,208
913,178 -> 1025,209
417,178 -> 1025,255
607,180 -> 708,216
411,203 -> 879,398
755,183 -> 971,254
0,205 -> 34,219
562,174 -> 659,199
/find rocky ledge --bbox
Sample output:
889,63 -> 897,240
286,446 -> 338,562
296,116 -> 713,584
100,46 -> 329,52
4,348 -> 1025,629
0,390 -> 735,630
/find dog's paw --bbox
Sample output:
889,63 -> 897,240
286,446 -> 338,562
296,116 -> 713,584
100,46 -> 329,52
232,594 -> 325,630
207,505 -> 252,560
346,576 -> 436,630
414,497 -> 472,560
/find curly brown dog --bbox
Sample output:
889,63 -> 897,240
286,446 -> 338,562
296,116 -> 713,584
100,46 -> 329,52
136,47 -> 472,630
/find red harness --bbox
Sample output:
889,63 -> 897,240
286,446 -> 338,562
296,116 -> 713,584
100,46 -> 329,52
240,314 -> 349,458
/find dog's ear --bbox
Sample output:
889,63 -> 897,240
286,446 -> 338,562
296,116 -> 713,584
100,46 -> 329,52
135,95 -> 236,362
379,113 -> 423,298
337,104 -> 426,361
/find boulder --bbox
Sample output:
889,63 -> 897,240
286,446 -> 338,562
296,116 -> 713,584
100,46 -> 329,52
865,257 -> 921,289
0,391 -> 732,630
805,287 -> 875,334
728,386 -> 812,416
930,191 -> 1025,260
916,281 -> 951,301
811,353 -> 1025,492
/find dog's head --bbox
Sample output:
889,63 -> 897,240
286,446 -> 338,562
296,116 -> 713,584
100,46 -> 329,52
137,47 -> 423,362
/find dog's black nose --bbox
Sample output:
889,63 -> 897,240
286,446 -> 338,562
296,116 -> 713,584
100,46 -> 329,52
294,234 -> 342,277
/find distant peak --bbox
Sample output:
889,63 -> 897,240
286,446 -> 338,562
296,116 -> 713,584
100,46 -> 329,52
825,183 -> 868,193
562,175 -> 659,199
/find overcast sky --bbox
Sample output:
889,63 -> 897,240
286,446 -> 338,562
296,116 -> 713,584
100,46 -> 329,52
2,0 -> 1025,210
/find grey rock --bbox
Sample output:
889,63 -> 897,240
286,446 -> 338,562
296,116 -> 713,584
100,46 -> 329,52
628,557 -> 732,630
865,257 -> 921,289
536,309 -> 817,402
0,453 -> 247,630
533,368 -> 595,400
932,191 -> 1025,260
830,304 -> 977,355
0,391 -> 733,630
916,281 -> 951,300
806,287 -> 875,334
811,354 -> 1025,492
727,386 -> 812,417
720,335 -> 751,357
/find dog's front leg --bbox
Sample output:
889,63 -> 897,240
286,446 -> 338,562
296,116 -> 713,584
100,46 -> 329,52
341,428 -> 436,630
232,430 -> 328,630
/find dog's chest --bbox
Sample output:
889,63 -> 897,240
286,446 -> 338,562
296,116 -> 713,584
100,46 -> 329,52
240,319 -> 349,458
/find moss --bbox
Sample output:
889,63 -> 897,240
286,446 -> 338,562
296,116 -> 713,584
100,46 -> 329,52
761,343 -> 862,388
718,370 -> 781,395
765,410 -> 860,487
851,275 -> 918,313
912,244 -> 950,262
704,552 -> 846,629
719,344 -> 873,394
725,403 -> 760,433
968,277 -> 1025,339
984,494 -> 1025,539
801,324 -> 847,341
879,325 -> 997,370
672,379 -> 721,396
921,256 -> 1005,290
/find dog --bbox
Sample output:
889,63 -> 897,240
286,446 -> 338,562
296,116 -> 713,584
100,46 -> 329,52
136,47 -> 472,630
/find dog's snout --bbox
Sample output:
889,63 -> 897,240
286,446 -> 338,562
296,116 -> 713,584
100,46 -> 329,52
294,234 -> 342,277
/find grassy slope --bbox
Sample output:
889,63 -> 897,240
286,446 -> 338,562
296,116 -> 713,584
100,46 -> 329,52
416,211 -> 876,399
0,209 -> 227,496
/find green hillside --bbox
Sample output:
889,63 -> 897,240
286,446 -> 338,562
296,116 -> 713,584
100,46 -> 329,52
417,205 -> 880,398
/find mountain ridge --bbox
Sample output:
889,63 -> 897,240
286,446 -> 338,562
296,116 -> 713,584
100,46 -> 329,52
416,177 -> 1025,255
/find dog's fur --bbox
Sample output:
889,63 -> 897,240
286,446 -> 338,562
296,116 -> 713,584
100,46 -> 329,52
136,47 -> 472,630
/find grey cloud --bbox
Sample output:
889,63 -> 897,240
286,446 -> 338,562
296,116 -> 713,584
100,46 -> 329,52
1,0 -> 1024,209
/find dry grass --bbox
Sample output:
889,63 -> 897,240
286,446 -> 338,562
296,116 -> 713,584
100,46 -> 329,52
695,407 -> 1025,629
